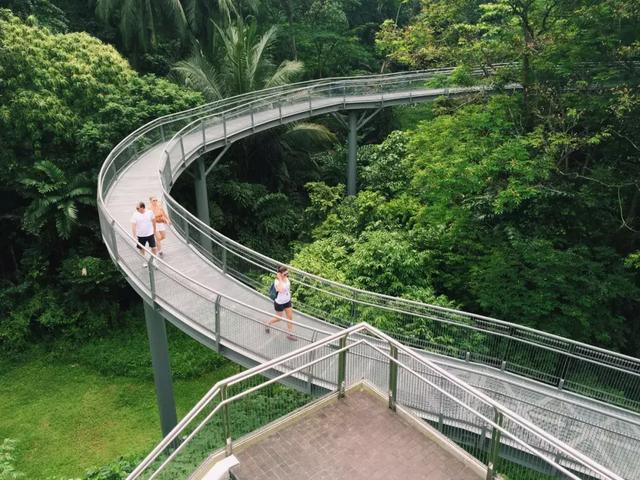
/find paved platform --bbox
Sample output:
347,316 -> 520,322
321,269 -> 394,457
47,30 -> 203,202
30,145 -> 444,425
231,389 -> 483,480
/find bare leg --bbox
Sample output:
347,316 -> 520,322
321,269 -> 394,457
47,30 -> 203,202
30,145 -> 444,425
155,232 -> 162,252
284,307 -> 294,333
159,231 -> 167,251
267,310 -> 283,331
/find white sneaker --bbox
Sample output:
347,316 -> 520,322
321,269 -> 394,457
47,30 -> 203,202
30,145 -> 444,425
143,262 -> 148,268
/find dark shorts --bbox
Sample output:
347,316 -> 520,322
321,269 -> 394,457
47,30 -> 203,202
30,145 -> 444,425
137,234 -> 156,250
274,301 -> 292,312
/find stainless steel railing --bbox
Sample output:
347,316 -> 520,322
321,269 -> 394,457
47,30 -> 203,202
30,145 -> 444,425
125,323 -> 624,480
148,69 -> 640,411
98,195 -> 640,479
97,67 -> 640,478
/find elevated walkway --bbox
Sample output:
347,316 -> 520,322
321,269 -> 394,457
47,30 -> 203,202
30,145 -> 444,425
98,69 -> 640,479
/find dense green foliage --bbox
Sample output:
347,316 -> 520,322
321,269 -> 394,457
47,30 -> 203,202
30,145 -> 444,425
292,98 -> 639,349
0,10 -> 202,349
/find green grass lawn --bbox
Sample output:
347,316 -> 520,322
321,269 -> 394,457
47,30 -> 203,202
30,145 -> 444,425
0,321 -> 239,480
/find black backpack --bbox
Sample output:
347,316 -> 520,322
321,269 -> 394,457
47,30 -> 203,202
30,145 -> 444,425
268,281 -> 277,300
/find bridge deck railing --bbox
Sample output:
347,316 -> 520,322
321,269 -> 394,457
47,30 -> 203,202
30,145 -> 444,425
125,323 -> 623,480
98,67 -> 640,413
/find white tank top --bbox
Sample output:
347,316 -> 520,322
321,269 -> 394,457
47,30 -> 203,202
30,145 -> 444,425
275,279 -> 291,304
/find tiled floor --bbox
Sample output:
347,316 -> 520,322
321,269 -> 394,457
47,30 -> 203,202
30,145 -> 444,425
231,389 -> 483,480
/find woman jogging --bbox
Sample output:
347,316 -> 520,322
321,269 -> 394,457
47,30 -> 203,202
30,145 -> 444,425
149,196 -> 170,256
265,266 -> 297,341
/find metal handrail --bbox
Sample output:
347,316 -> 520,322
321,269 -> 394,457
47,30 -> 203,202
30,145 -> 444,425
103,203 -> 640,432
126,322 -> 623,480
97,65 -> 640,480
164,191 -> 640,368
126,323 -> 364,479
161,83 -> 640,366
102,215 -> 332,338
98,66 -> 640,411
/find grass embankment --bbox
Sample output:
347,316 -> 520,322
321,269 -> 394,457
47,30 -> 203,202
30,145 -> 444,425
0,315 -> 239,479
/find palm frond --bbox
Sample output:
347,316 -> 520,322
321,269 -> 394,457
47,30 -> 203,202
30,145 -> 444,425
173,55 -> 224,101
217,0 -> 238,22
249,25 -> 278,83
163,0 -> 188,37
264,60 -> 304,89
56,215 -> 73,240
62,202 -> 78,221
120,0 -> 142,50
34,160 -> 64,180
280,122 -> 337,153
95,0 -> 121,22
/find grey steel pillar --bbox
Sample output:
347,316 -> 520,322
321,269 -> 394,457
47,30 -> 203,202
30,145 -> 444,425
194,158 -> 211,228
194,157 -> 213,255
347,111 -> 358,196
144,301 -> 178,437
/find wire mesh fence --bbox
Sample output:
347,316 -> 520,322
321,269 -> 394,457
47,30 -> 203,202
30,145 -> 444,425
126,326 -> 624,480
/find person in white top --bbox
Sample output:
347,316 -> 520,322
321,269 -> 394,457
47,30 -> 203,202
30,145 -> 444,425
130,201 -> 157,267
265,266 -> 296,341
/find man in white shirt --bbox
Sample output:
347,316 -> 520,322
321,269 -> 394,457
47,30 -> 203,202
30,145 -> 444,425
130,201 -> 157,267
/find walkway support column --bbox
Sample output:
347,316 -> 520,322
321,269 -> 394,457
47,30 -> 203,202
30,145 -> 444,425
194,158 -> 211,228
347,111 -> 357,196
194,157 -> 213,255
144,301 -> 178,437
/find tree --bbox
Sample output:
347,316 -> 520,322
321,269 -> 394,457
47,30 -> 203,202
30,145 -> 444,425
183,0 -> 259,54
0,11 -> 202,346
20,161 -> 95,241
94,0 -> 188,56
174,18 -> 304,100
376,0 -> 639,128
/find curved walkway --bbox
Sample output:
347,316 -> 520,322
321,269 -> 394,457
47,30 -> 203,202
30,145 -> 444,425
98,69 -> 640,479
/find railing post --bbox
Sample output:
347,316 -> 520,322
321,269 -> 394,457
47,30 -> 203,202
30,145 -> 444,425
250,107 -> 255,132
109,161 -> 117,182
160,124 -> 166,142
220,384 -> 232,455
338,335 -> 347,398
179,137 -> 185,164
388,344 -> 398,411
164,151 -> 172,186
307,331 -> 319,394
222,113 -> 228,143
502,326 -> 514,365
221,239 -> 228,274
486,410 -> 503,480
201,119 -> 206,145
438,378 -> 444,431
350,291 -> 357,323
308,89 -> 312,113
109,219 -> 119,258
556,344 -> 575,389
148,256 -> 156,302
279,102 -> 282,122
215,294 -> 222,352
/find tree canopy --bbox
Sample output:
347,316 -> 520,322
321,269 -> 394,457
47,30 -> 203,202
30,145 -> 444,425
0,10 -> 202,347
